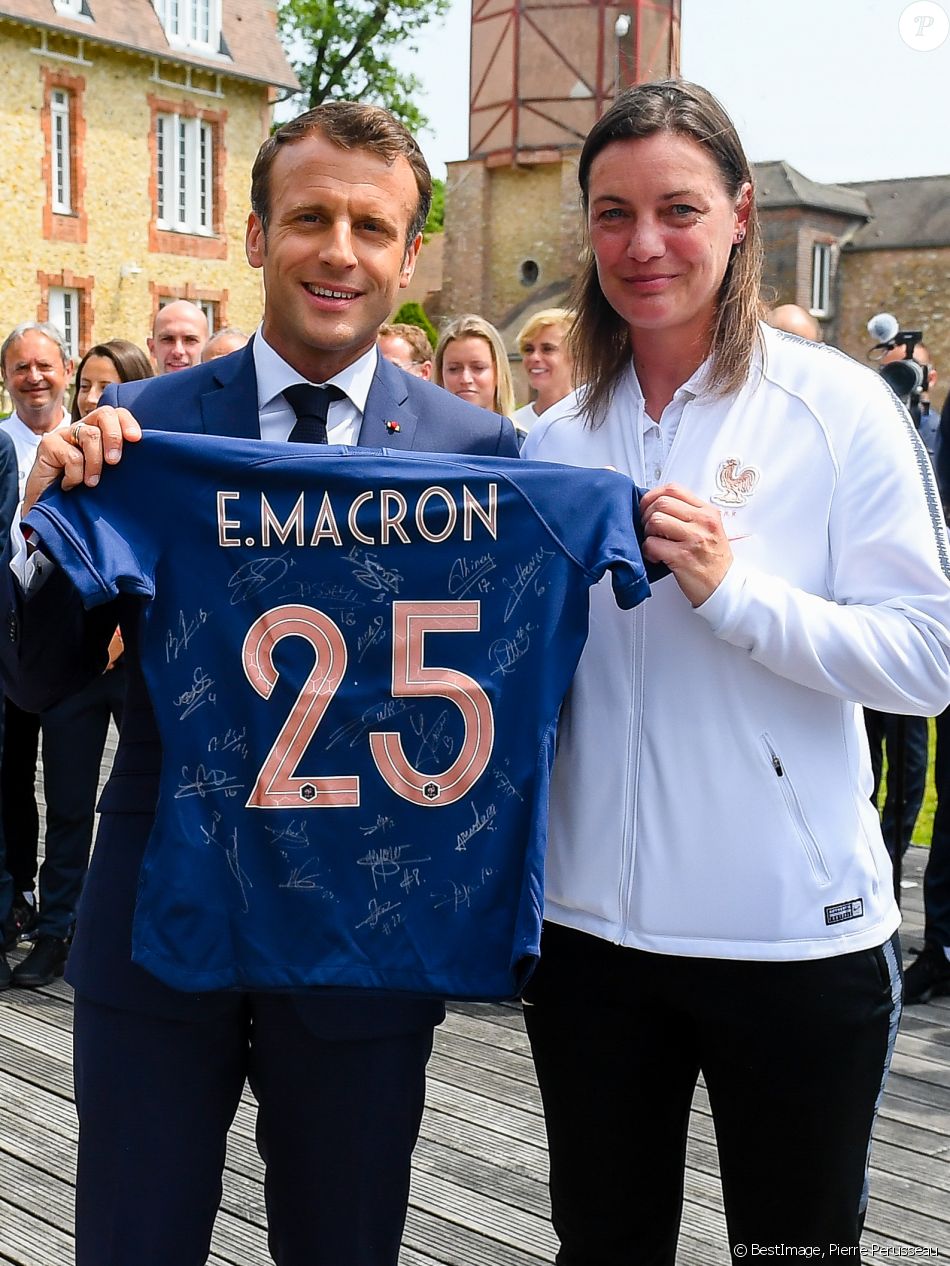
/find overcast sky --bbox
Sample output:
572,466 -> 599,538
397,0 -> 950,183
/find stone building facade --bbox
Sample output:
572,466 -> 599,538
753,161 -> 869,321
436,153 -> 950,407
0,0 -> 295,368
836,176 -> 950,383
438,153 -> 582,333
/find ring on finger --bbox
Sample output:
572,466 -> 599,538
69,421 -> 85,446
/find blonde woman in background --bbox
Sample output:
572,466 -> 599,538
514,307 -> 576,432
434,315 -> 516,421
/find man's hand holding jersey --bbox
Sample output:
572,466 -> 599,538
23,407 -> 141,517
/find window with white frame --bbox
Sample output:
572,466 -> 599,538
810,242 -> 832,316
156,112 -> 213,235
153,0 -> 221,52
48,287 -> 81,360
198,299 -> 218,334
51,89 -> 72,214
53,0 -> 87,14
158,296 -> 217,334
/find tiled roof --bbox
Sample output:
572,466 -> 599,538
0,0 -> 298,91
840,175 -> 950,250
753,160 -> 871,219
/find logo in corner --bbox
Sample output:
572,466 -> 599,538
824,898 -> 864,927
711,457 -> 760,507
899,2 -> 949,52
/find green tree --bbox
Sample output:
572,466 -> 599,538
392,302 -> 438,349
278,0 -> 450,135
424,178 -> 444,239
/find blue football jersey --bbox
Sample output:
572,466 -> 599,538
27,433 -> 652,999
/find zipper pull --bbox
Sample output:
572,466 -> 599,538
771,754 -> 784,777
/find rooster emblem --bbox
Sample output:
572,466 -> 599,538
712,457 -> 760,507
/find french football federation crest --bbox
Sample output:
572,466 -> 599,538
712,457 -> 760,507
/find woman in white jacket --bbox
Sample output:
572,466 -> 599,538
521,80 -> 950,1262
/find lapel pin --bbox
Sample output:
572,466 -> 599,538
386,420 -> 401,434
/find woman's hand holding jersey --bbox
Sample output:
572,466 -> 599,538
640,482 -> 734,607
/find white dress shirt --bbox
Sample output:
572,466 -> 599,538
1,409 -> 68,504
5,409 -> 69,592
253,329 -> 377,446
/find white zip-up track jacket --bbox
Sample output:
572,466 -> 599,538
523,325 -> 950,960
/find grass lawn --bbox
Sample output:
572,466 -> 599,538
914,717 -> 938,846
878,716 -> 937,848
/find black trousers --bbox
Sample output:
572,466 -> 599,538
38,665 -> 126,938
2,670 -> 125,937
523,923 -> 902,1266
1,698 -> 40,895
0,700 -> 10,926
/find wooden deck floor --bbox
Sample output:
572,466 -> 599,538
2,809 -> 949,1261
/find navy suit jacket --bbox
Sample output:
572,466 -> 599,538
0,430 -> 18,544
2,345 -> 518,1032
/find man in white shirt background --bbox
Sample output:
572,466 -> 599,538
0,323 -> 72,498
0,323 -> 73,964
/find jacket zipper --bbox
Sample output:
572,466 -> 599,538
761,733 -> 832,887
619,604 -> 646,923
618,396 -> 651,925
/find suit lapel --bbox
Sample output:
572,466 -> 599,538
359,356 -> 419,451
198,342 -> 261,440
198,345 -> 430,447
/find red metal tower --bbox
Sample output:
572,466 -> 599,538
439,0 -> 681,356
469,0 -> 681,162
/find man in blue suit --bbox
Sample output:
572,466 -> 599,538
7,102 -> 517,1266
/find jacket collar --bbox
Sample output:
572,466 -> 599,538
359,353 -> 419,450
198,341 -> 263,441
198,339 -> 422,449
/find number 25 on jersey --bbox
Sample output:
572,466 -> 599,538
242,601 -> 495,810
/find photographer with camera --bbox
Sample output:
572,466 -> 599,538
878,335 -> 940,467
864,321 -> 939,870
866,321 -> 942,871
918,387 -> 950,1001
865,315 -> 950,1002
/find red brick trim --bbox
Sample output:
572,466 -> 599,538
149,282 -> 229,330
36,269 -> 95,356
40,67 -> 88,245
146,94 -> 228,260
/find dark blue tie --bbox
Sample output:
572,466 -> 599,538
283,383 -> 345,445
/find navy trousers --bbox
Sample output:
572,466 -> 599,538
523,922 -> 902,1266
73,992 -> 434,1266
864,709 -> 928,859
0,700 -> 11,926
